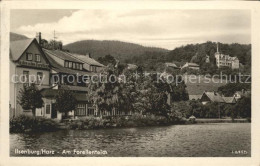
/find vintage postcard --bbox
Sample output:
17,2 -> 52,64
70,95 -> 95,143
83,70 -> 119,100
1,1 -> 260,166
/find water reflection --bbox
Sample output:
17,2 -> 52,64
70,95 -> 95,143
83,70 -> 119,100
10,123 -> 250,157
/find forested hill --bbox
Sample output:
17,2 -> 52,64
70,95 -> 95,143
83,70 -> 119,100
166,41 -> 251,66
63,40 -> 169,60
10,32 -> 28,41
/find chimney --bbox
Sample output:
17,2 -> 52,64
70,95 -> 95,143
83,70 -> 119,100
85,53 -> 91,58
36,32 -> 42,46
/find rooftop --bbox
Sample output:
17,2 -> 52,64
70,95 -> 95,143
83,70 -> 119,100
10,38 -> 35,61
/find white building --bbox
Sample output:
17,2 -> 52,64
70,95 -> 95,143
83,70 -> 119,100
215,43 -> 239,69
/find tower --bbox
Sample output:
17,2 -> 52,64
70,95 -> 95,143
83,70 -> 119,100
216,42 -> 219,53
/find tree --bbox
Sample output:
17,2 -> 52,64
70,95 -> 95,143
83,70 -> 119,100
18,83 -> 43,117
234,96 -> 251,118
55,89 -> 77,118
88,64 -> 133,116
97,54 -> 117,66
218,83 -> 251,97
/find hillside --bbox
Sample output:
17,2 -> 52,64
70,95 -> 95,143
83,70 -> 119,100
10,32 -> 28,41
184,75 -> 227,95
166,41 -> 251,66
63,40 -> 169,61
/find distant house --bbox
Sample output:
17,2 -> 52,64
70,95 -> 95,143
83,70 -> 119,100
222,97 -> 237,104
181,62 -> 200,70
127,64 -> 138,70
233,89 -> 251,100
189,95 -> 202,101
165,62 -> 181,69
200,91 -> 236,105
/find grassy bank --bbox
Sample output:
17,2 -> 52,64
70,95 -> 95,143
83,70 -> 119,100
194,118 -> 250,123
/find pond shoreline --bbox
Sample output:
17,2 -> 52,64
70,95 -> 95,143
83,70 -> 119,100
55,118 -> 250,130
10,115 -> 250,134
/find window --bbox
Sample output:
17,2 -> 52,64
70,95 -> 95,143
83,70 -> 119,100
69,62 -> 72,68
90,66 -> 97,72
35,54 -> 41,62
87,107 -> 95,116
73,62 -> 76,69
26,53 -> 33,61
46,104 -> 51,114
76,63 -> 79,70
22,71 -> 29,83
79,64 -> 83,70
75,104 -> 86,116
37,72 -> 43,84
64,61 -> 69,68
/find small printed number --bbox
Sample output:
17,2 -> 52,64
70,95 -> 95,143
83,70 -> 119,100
232,150 -> 248,155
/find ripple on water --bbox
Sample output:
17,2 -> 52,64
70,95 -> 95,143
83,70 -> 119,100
10,123 -> 250,157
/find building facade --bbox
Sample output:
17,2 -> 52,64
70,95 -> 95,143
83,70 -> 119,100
181,62 -> 200,70
10,35 -> 106,120
214,44 -> 239,69
10,38 -> 51,117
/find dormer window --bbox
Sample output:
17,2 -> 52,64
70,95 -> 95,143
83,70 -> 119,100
69,62 -> 72,68
35,54 -> 41,62
26,53 -> 33,61
90,65 -> 97,72
64,61 -> 69,68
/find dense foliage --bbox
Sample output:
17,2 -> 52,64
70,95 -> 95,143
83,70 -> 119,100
88,64 -> 189,119
172,95 -> 251,119
218,83 -> 251,96
18,84 -> 43,116
55,89 -> 77,118
10,115 -> 58,133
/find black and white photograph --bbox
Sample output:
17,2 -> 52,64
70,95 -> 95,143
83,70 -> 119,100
1,1 -> 260,165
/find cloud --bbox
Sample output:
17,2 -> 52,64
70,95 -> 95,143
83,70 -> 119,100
14,9 -> 251,49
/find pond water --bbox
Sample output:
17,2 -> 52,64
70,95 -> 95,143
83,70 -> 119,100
10,123 -> 250,157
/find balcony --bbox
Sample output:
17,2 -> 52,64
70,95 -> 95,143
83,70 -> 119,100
18,60 -> 49,69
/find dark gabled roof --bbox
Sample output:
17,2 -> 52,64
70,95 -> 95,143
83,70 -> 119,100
10,38 -> 35,61
201,92 -> 225,103
69,53 -> 104,67
43,49 -> 83,63
43,49 -> 94,76
223,97 -> 236,104
189,95 -> 202,100
201,91 -> 237,104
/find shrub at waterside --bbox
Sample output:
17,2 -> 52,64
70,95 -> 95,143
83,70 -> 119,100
67,114 -> 181,130
10,115 -> 59,133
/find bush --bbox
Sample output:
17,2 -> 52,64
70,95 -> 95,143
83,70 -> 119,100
10,115 -> 59,133
67,113 -> 173,130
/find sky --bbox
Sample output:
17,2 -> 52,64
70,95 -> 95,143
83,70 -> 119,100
11,9 -> 251,50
